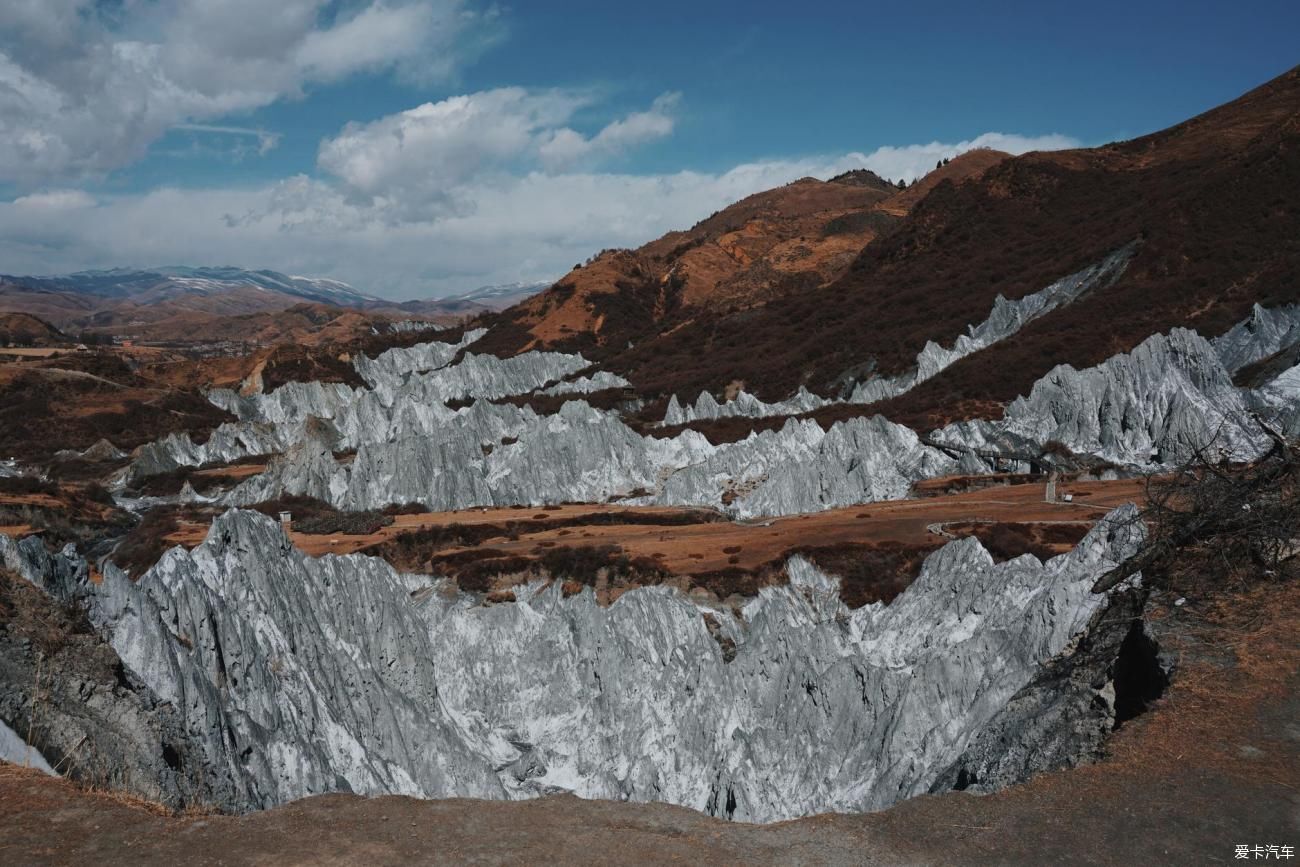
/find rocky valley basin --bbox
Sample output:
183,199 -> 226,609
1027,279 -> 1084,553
2,46 -> 1299,866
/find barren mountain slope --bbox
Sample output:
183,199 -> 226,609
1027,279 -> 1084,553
474,66 -> 1300,425
0,312 -> 64,345
480,169 -> 906,351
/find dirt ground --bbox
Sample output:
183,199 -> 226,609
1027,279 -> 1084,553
0,580 -> 1294,865
166,477 -> 1144,574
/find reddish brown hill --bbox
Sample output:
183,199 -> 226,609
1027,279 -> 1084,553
101,302 -> 439,347
877,148 -> 1010,215
479,65 -> 1300,426
481,170 -> 908,352
0,312 -> 64,346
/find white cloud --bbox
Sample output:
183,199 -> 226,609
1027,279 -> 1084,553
0,1 -> 490,183
858,132 -> 1082,183
10,189 -> 96,210
316,88 -> 680,219
172,125 -> 283,156
537,92 -> 680,170
0,131 -> 1078,298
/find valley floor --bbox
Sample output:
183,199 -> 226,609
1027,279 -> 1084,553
152,476 -> 1147,605
2,581 -> 1295,866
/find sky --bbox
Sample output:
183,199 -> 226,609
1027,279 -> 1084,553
0,1 -> 1296,299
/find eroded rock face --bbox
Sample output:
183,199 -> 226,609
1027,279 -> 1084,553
1211,303 -> 1300,373
130,332 -> 594,478
1,537 -> 236,810
848,243 -> 1137,404
662,244 -> 1137,424
4,506 -> 1144,821
936,328 -> 1273,467
655,415 -> 955,517
131,306 -> 1298,517
540,370 -> 631,395
225,403 -> 951,518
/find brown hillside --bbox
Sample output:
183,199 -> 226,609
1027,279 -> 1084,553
480,65 -> 1300,423
481,171 -> 904,352
0,312 -> 64,346
876,148 -> 1010,215
103,302 -> 429,347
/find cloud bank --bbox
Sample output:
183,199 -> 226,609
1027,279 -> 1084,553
0,3 -> 1082,298
0,127 -> 1078,298
0,0 -> 491,183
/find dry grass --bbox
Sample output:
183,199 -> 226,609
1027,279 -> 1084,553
1101,581 -> 1300,789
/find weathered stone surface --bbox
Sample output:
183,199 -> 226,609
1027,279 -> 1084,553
130,305 -> 1298,518
1211,303 -> 1300,372
930,585 -> 1158,794
0,546 -> 236,810
3,505 -> 1144,821
936,328 -> 1272,467
848,243 -> 1137,404
540,370 -> 630,395
662,244 -> 1136,424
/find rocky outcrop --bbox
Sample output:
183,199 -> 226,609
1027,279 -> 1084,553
225,400 -> 713,511
935,328 -> 1271,467
0,543 -> 235,810
0,720 -> 54,774
1215,303 -> 1300,438
129,303 -> 1298,517
930,585 -> 1158,794
662,245 -> 1136,424
352,327 -> 484,388
3,505 -> 1145,821
848,243 -> 1137,404
1211,303 -> 1300,372
654,415 -> 955,517
224,402 -> 949,518
662,386 -> 829,426
129,331 -> 595,478
379,319 -> 447,335
540,370 -> 631,395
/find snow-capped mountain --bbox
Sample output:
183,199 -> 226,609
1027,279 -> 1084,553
444,280 -> 552,310
7,266 -> 382,307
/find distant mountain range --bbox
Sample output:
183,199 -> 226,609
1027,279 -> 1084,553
443,281 -> 553,309
0,266 -> 550,339
8,266 -> 383,307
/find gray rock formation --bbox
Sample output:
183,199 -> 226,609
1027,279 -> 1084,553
1214,303 -> 1300,437
380,319 -> 447,335
0,719 -> 55,774
663,386 -> 829,427
930,585 -> 1158,793
129,304 -> 1298,518
935,327 -> 1272,467
847,244 -> 1136,404
1211,303 -> 1300,373
540,370 -> 631,395
1,538 -> 236,810
654,415 -> 955,517
3,505 -> 1144,821
224,400 -> 713,511
662,244 -> 1136,425
130,330 -> 595,479
223,401 -> 951,518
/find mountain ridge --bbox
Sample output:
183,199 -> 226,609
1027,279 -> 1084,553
470,64 -> 1300,432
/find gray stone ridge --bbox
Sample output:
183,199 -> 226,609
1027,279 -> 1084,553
4,506 -> 1145,821
123,303 -> 1300,518
662,242 -> 1138,425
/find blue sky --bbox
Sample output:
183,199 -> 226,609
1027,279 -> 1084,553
0,1 -> 1296,298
